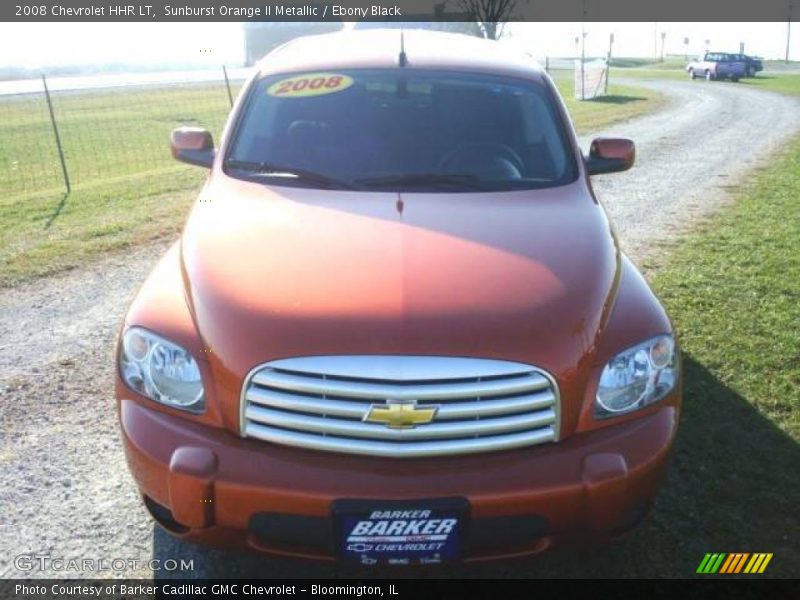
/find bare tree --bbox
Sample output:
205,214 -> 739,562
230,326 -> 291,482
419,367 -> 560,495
454,0 -> 519,40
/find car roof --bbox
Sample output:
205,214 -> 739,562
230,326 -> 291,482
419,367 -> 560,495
256,29 -> 547,81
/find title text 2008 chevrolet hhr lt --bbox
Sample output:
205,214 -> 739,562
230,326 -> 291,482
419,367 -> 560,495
117,31 -> 681,566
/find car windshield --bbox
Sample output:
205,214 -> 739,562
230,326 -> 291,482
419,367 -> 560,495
225,69 -> 577,192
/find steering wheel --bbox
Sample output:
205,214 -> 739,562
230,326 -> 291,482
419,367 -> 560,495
437,143 -> 525,176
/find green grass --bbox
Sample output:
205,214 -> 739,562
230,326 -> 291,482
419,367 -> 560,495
551,74 -> 666,134
615,67 -> 688,81
614,64 -> 800,96
0,81 -> 241,286
0,170 -> 201,286
739,73 -> 800,96
647,136 -> 800,576
0,83 -> 236,197
611,57 -> 687,70
0,78 -> 664,287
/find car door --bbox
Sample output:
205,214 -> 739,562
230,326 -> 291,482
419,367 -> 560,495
702,53 -> 717,76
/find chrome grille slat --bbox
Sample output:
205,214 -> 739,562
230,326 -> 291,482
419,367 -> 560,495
244,424 -> 556,458
241,356 -> 560,458
251,369 -> 550,400
245,386 -> 557,420
245,405 -> 556,440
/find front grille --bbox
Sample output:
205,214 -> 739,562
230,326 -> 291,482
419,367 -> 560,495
240,356 -> 560,458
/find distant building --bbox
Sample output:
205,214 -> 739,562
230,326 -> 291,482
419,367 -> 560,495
243,22 -> 344,65
353,3 -> 479,37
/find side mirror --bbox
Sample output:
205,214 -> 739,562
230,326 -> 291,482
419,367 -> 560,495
171,127 -> 215,168
585,137 -> 635,175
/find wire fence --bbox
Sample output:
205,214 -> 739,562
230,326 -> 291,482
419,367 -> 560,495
0,68 -> 244,199
0,59 -> 599,202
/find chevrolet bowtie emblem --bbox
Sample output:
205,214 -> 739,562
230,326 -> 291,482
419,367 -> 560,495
363,399 -> 438,429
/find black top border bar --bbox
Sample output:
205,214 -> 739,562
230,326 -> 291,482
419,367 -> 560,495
2,0 -> 798,22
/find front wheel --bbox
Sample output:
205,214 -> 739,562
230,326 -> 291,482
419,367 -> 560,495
705,70 -> 713,81
689,68 -> 697,80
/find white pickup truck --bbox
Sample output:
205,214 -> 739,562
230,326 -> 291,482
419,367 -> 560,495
687,52 -> 746,81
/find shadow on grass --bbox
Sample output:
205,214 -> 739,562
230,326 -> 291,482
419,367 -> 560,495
152,354 -> 798,579
588,94 -> 648,105
43,191 -> 69,230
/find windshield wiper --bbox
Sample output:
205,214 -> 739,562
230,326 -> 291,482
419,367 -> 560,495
224,160 -> 357,190
355,173 -> 487,191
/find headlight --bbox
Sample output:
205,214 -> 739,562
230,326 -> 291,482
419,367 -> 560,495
595,334 -> 678,418
120,327 -> 205,413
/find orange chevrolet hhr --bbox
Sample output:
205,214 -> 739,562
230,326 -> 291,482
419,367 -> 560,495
116,30 -> 681,566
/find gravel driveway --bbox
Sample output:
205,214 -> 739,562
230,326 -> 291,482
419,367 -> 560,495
1,79 -> 798,579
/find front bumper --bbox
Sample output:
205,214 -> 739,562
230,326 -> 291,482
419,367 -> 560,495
120,396 -> 679,562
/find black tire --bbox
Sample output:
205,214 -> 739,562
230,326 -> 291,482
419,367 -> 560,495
705,70 -> 713,81
689,68 -> 697,80
731,76 -> 740,83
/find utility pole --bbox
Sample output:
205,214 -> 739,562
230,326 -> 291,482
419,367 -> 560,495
581,0 -> 587,101
654,22 -> 658,60
684,36 -> 690,60
581,24 -> 586,100
606,32 -> 614,95
661,31 -> 667,62
788,1 -> 794,64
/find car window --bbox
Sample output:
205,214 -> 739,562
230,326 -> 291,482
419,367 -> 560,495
226,69 -> 577,192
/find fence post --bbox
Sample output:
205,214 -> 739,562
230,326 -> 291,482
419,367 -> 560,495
222,65 -> 234,108
41,74 -> 70,195
606,33 -> 614,95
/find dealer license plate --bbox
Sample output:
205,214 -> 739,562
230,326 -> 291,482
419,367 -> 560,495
333,498 -> 468,566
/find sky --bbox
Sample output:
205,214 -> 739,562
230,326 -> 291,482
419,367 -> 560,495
0,21 -> 796,69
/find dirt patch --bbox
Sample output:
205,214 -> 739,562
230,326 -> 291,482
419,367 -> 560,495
584,78 -> 800,272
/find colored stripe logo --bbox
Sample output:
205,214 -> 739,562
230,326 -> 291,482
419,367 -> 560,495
697,553 -> 773,574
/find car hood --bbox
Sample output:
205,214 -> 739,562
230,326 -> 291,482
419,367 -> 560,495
181,177 -> 619,382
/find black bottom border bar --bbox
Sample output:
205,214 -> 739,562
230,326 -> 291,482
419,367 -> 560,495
1,579 -> 796,600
